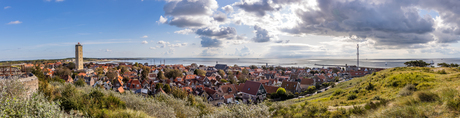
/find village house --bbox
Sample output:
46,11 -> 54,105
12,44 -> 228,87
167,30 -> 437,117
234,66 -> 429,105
281,81 -> 301,93
300,78 -> 315,90
239,81 -> 267,103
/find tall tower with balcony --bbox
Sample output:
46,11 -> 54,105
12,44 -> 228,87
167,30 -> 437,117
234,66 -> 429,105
75,42 -> 83,70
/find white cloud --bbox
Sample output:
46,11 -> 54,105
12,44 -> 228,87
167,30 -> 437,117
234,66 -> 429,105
157,40 -> 170,45
234,46 -> 252,56
149,47 -> 156,50
163,48 -> 175,55
105,49 -> 112,52
168,43 -> 187,47
7,21 -> 22,25
222,5 -> 234,13
200,48 -> 221,56
142,40 -> 148,44
141,35 -> 148,38
56,0 -> 64,2
4,6 -> 11,9
157,15 -> 168,24
174,29 -> 194,34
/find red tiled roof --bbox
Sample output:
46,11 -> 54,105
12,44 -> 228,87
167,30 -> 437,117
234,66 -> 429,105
219,84 -> 237,95
263,85 -> 279,94
185,74 -> 197,80
300,78 -> 315,85
204,87 -> 217,95
240,81 -> 262,95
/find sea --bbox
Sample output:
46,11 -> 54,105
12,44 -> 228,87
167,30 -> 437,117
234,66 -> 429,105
99,58 -> 460,68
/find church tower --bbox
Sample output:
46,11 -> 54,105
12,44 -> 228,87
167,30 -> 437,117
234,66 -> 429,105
75,42 -> 83,70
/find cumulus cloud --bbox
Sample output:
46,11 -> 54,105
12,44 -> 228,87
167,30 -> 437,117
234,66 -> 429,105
196,27 -> 237,39
157,16 -> 168,24
234,0 -> 281,17
174,29 -> 194,34
168,16 -> 212,28
200,48 -> 220,56
163,48 -> 175,55
157,41 -> 170,45
213,11 -> 227,22
149,47 -> 156,50
279,0 -> 439,48
141,35 -> 148,38
4,6 -> 11,9
253,25 -> 278,42
142,40 -> 148,44
7,20 -> 22,25
234,46 -> 252,56
200,37 -> 223,47
168,43 -> 187,47
163,0 -> 218,16
222,5 -> 234,13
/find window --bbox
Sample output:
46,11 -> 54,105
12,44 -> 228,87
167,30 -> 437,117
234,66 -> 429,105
136,85 -> 139,87
248,88 -> 250,90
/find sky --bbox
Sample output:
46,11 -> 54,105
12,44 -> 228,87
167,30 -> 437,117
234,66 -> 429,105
1,0 -> 460,61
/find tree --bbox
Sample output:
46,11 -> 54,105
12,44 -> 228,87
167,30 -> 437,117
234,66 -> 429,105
67,62 -> 76,70
404,60 -> 430,67
438,63 -> 459,67
165,69 -> 183,79
106,69 -> 118,80
118,65 -> 128,75
194,69 -> 206,76
220,79 -> 228,83
191,63 -> 198,67
163,84 -> 171,93
242,69 -> 249,75
249,65 -> 257,69
237,74 -> 247,83
307,86 -> 316,94
218,70 -> 225,78
158,70 -> 165,80
171,86 -> 187,99
155,83 -> 164,90
141,66 -> 150,80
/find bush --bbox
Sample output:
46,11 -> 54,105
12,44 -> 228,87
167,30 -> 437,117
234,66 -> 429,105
347,94 -> 357,100
414,91 -> 438,102
276,88 -> 286,95
365,83 -> 374,90
438,69 -> 447,74
74,79 -> 86,87
332,89 -> 343,96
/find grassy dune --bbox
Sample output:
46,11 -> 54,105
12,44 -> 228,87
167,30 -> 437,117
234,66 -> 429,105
270,67 -> 460,117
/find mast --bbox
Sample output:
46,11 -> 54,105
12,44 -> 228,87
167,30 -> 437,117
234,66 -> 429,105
357,44 -> 359,70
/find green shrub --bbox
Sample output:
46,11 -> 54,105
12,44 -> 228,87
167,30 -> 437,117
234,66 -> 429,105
74,79 -> 86,87
438,69 -> 447,74
332,89 -> 343,96
347,94 -> 357,100
414,91 -> 438,102
365,83 -> 374,90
